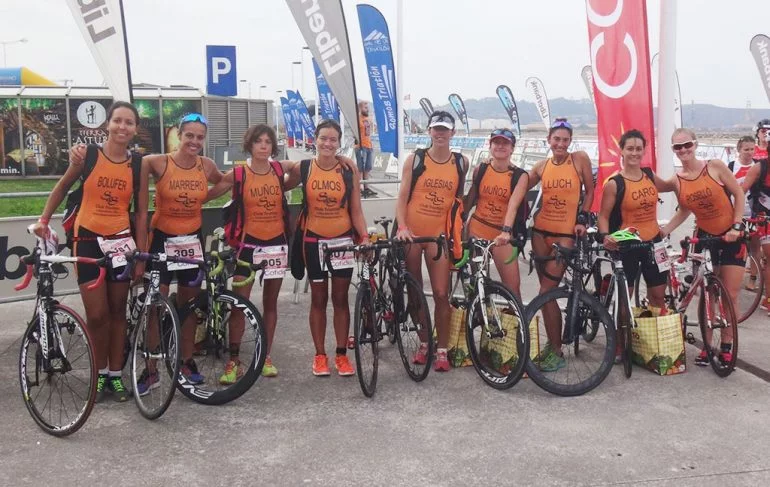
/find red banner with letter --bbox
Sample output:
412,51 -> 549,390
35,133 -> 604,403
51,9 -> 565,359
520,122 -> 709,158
585,0 -> 656,211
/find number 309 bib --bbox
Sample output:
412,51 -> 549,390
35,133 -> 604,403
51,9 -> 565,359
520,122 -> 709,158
164,235 -> 203,271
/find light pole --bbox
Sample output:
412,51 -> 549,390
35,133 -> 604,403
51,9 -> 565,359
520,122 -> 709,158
300,46 -> 310,96
291,61 -> 301,91
239,79 -> 251,98
1,37 -> 28,67
259,85 -> 267,99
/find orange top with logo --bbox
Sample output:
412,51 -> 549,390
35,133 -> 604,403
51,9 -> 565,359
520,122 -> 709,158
619,174 -> 659,241
469,164 -> 513,240
151,156 -> 208,235
406,152 -> 459,237
243,166 -> 285,240
677,166 -> 733,235
304,160 -> 352,238
75,150 -> 133,235
533,155 -> 582,236
358,117 -> 372,149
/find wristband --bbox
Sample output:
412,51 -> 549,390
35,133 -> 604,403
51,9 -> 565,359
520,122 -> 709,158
501,225 -> 512,234
731,222 -> 744,232
576,211 -> 589,226
38,217 -> 50,225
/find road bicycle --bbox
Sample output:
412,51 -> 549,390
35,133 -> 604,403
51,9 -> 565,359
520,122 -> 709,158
15,227 -> 108,436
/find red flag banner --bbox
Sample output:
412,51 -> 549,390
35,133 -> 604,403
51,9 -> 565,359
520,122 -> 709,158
585,0 -> 656,211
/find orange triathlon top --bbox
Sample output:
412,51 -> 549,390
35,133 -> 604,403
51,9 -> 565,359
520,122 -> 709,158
358,117 -> 372,149
243,165 -> 285,241
469,164 -> 514,240
534,154 -> 582,236
619,173 -> 659,241
677,165 -> 733,235
406,152 -> 459,237
151,156 -> 208,235
304,160 -> 352,238
75,149 -> 133,235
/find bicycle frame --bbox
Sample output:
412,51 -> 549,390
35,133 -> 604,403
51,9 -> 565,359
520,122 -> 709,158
453,239 -> 507,339
672,247 -> 713,314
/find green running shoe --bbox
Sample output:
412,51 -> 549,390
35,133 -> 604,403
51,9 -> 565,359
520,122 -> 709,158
95,374 -> 107,403
107,376 -> 129,402
262,358 -> 278,377
219,360 -> 244,385
538,350 -> 566,372
532,342 -> 554,364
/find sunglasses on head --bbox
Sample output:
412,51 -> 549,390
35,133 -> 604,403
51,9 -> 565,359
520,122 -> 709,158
551,120 -> 572,130
430,114 -> 453,124
179,113 -> 208,126
491,128 -> 514,138
671,140 -> 695,151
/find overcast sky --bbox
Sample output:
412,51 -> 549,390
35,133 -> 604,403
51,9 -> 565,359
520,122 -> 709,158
2,0 -> 768,111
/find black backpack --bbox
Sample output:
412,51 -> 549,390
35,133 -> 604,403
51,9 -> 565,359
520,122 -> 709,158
466,161 -> 529,239
608,167 -> 655,232
290,159 -> 355,280
61,145 -> 141,250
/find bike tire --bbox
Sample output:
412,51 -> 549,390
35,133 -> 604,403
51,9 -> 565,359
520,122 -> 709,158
131,295 -> 180,420
465,281 -> 528,390
524,288 -> 616,396
583,261 -> 609,343
354,286 -> 378,397
698,275 -> 738,377
378,261 -> 397,344
395,273 -> 434,381
175,290 -> 267,405
736,254 -> 764,323
617,279 -> 633,379
19,304 -> 96,437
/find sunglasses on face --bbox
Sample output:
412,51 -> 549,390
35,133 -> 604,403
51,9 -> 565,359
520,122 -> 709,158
179,113 -> 208,126
430,114 -> 453,124
550,120 -> 572,130
671,140 -> 695,151
490,128 -> 514,139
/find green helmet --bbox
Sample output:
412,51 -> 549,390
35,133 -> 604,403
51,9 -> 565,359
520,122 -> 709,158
610,228 -> 642,242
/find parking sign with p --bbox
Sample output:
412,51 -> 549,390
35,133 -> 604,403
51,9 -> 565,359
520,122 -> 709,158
206,45 -> 237,96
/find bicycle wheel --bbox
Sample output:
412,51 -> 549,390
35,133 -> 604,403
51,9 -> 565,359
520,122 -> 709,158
19,304 -> 96,437
354,286 -> 378,397
465,281 -> 528,390
122,283 -> 144,371
736,253 -> 764,323
698,275 -> 738,377
524,289 -> 616,396
583,260 -> 611,343
175,290 -> 267,405
131,295 -> 180,420
377,260 -> 397,344
394,273 -> 434,381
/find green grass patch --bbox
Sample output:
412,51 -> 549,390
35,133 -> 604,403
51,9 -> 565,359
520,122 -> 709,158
0,179 -> 58,193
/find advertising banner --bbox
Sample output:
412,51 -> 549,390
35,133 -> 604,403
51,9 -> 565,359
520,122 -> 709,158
312,59 -> 340,122
525,76 -> 551,130
419,97 -> 434,118
585,0 -> 656,210
750,34 -> 770,104
206,45 -> 237,97
581,65 -> 596,111
495,85 -> 521,136
280,96 -> 296,140
286,90 -> 306,142
357,4 -> 398,156
291,90 -> 316,143
448,93 -> 470,136
285,0 -> 360,141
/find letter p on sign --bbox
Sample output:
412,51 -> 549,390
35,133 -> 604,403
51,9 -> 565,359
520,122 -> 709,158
206,45 -> 237,96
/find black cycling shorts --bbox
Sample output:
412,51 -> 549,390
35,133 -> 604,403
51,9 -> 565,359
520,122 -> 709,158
622,237 -> 669,289
148,228 -> 203,287
235,233 -> 288,279
694,229 -> 746,268
73,226 -> 131,285
303,230 -> 354,282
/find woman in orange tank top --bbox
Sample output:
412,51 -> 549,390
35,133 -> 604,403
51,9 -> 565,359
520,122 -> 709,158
396,110 -> 469,372
661,128 -> 745,366
205,124 -> 357,379
526,118 -> 595,372
33,101 -> 141,402
465,128 -> 529,298
134,113 -> 223,387
285,120 -> 367,377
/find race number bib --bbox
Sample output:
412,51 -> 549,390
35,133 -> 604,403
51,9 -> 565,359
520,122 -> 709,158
164,235 -> 203,271
319,237 -> 355,271
253,245 -> 288,280
97,231 -> 135,268
653,241 -> 671,273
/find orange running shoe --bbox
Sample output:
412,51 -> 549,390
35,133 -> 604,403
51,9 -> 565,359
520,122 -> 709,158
312,354 -> 330,376
334,355 -> 356,376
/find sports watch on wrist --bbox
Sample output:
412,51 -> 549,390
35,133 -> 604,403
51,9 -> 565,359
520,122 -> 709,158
501,225 -> 512,234
731,222 -> 744,232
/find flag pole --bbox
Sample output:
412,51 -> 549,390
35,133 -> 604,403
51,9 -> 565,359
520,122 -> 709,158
656,0 -> 677,221
396,0 -> 405,184
118,0 -> 134,103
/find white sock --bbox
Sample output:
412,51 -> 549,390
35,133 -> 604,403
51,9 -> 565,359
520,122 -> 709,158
98,368 -> 108,376
108,370 -> 121,378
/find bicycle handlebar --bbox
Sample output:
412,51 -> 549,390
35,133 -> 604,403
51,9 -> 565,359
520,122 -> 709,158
116,249 -> 205,286
207,249 -> 267,287
15,252 -> 109,292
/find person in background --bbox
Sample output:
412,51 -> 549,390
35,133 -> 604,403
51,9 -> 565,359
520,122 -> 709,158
355,101 -> 376,197
754,119 -> 770,164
